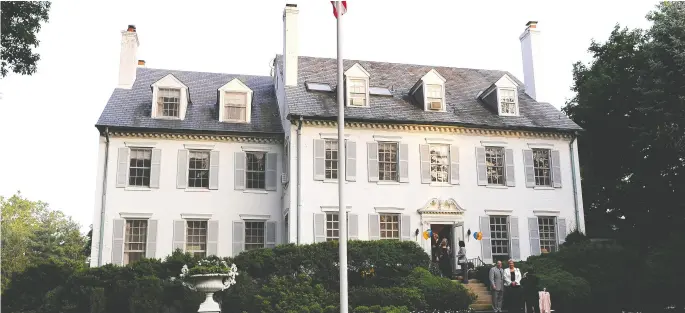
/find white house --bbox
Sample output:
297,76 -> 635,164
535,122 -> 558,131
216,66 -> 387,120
90,5 -> 584,268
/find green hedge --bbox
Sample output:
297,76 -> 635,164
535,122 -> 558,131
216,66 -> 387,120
2,241 -> 473,313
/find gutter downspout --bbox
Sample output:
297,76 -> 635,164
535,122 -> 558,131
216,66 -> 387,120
97,128 -> 110,266
569,132 -> 581,233
296,117 -> 303,244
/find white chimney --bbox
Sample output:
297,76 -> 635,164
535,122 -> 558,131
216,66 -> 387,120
283,4 -> 299,86
118,25 -> 139,89
519,21 -> 542,101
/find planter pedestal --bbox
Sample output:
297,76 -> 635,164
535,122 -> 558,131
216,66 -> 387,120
189,274 -> 229,313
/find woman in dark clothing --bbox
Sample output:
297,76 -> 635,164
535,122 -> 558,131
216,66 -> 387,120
438,238 -> 452,278
456,240 -> 468,283
522,268 -> 540,313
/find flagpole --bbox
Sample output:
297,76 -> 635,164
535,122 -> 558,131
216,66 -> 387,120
336,1 -> 349,313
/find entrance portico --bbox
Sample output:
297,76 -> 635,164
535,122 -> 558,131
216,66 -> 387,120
417,198 -> 466,270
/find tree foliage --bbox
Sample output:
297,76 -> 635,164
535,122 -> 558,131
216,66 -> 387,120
0,1 -> 51,77
0,191 -> 86,292
563,2 -> 685,246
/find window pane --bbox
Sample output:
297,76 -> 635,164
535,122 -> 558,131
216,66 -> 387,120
378,142 -> 398,181
158,88 -> 181,117
499,88 -> 517,114
379,214 -> 400,240
245,221 -> 265,250
490,216 -> 510,258
429,145 -> 449,183
538,216 -> 557,253
188,151 -> 210,188
246,152 -> 266,189
224,92 -> 247,121
325,140 -> 339,180
124,220 -> 148,265
129,149 -> 152,187
485,147 -> 505,185
186,220 -> 207,257
533,149 -> 552,186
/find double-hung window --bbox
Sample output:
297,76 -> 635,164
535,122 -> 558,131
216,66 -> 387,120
348,79 -> 367,106
485,147 -> 505,185
157,88 -> 181,118
324,140 -> 339,180
490,216 -> 510,259
124,220 -> 147,265
128,148 -> 152,187
379,213 -> 400,240
186,220 -> 207,258
538,216 -> 557,253
245,221 -> 265,250
224,92 -> 247,122
378,142 -> 398,182
188,151 -> 210,188
429,145 -> 449,183
246,152 -> 266,190
532,149 -> 552,186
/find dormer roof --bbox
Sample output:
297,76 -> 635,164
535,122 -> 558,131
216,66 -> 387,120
283,55 -> 581,132
96,67 -> 282,134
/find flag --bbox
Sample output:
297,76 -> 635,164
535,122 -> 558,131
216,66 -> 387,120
331,1 -> 347,18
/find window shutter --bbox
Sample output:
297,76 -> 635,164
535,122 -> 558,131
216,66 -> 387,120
116,148 -> 129,187
234,152 -> 246,190
367,142 -> 379,182
266,221 -> 277,248
346,141 -> 357,181
420,144 -> 431,184
265,153 -> 278,191
401,215 -> 411,241
368,214 -> 380,240
348,213 -> 359,240
399,143 -> 409,182
314,213 -> 326,243
509,216 -> 520,260
523,149 -> 535,188
208,151 -> 220,190
232,221 -> 245,256
313,139 -> 325,181
551,150 -> 562,188
148,149 -> 162,188
505,148 -> 516,187
112,219 -> 125,265
176,150 -> 189,189
450,145 -> 460,185
557,218 -> 567,245
172,220 -> 186,253
528,217 -> 541,256
207,220 -> 219,256
146,219 -> 158,259
476,147 -> 487,186
479,216 -> 492,264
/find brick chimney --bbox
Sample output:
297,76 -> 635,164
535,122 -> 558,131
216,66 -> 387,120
283,4 -> 299,86
519,21 -> 541,100
118,24 -> 139,89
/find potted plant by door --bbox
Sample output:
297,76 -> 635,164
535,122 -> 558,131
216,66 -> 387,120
179,255 -> 239,313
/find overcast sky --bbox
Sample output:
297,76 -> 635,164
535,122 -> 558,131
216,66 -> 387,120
0,1 -> 658,231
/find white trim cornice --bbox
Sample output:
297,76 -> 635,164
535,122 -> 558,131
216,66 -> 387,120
241,145 -> 272,152
124,141 -> 157,148
480,141 -> 508,147
240,214 -> 271,220
320,206 -> 352,212
485,209 -> 514,215
374,207 -> 405,213
181,213 -> 213,220
184,144 -> 215,150
533,210 -> 561,216
527,143 -> 556,149
373,135 -> 402,141
119,212 -> 153,219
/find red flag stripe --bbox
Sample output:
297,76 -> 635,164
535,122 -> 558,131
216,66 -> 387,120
331,1 -> 347,18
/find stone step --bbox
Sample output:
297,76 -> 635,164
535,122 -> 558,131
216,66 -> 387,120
470,303 -> 493,311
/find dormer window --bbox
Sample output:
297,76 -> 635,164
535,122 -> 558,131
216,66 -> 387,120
348,79 -> 367,106
426,84 -> 443,111
218,78 -> 253,123
409,69 -> 447,112
158,88 -> 181,118
223,92 -> 247,121
151,74 -> 188,120
478,74 -> 520,117
344,63 -> 370,107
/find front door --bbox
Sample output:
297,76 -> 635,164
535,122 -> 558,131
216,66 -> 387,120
453,223 -> 464,270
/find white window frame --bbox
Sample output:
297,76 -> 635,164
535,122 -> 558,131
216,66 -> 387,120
532,148 -> 552,187
244,220 -> 266,251
485,146 -> 506,186
538,216 -> 558,253
222,91 -> 248,122
245,151 -> 267,190
429,144 -> 450,183
489,215 -> 510,259
379,213 -> 401,240
128,148 -> 152,187
185,220 -> 208,258
425,84 -> 444,111
187,150 -> 211,189
324,212 -> 350,241
498,87 -> 519,116
123,219 -> 148,265
324,139 -> 339,180
378,141 -> 399,182
218,78 -> 253,123
151,74 -> 188,120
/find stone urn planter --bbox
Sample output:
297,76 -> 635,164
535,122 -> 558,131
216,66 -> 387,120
179,257 -> 239,313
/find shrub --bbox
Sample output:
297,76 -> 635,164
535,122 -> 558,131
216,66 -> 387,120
407,267 -> 474,311
251,273 -> 335,313
352,305 -> 411,313
349,287 -> 426,310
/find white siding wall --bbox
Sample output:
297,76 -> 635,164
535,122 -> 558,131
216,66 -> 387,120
91,136 -> 282,266
293,125 -> 582,261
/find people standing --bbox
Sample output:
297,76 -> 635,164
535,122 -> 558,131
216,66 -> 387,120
438,238 -> 452,278
489,260 -> 505,312
503,259 -> 523,313
456,240 -> 468,284
522,268 -> 540,313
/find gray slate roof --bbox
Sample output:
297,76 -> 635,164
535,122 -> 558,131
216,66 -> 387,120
96,67 -> 283,134
285,56 -> 582,132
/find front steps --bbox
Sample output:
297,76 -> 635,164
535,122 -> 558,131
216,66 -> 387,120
459,279 -> 493,311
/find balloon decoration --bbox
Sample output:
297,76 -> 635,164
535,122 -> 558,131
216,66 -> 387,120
473,231 -> 483,241
422,229 -> 432,240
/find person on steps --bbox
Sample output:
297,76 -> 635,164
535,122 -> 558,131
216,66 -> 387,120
438,238 -> 452,278
489,260 -> 505,312
456,240 -> 468,284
